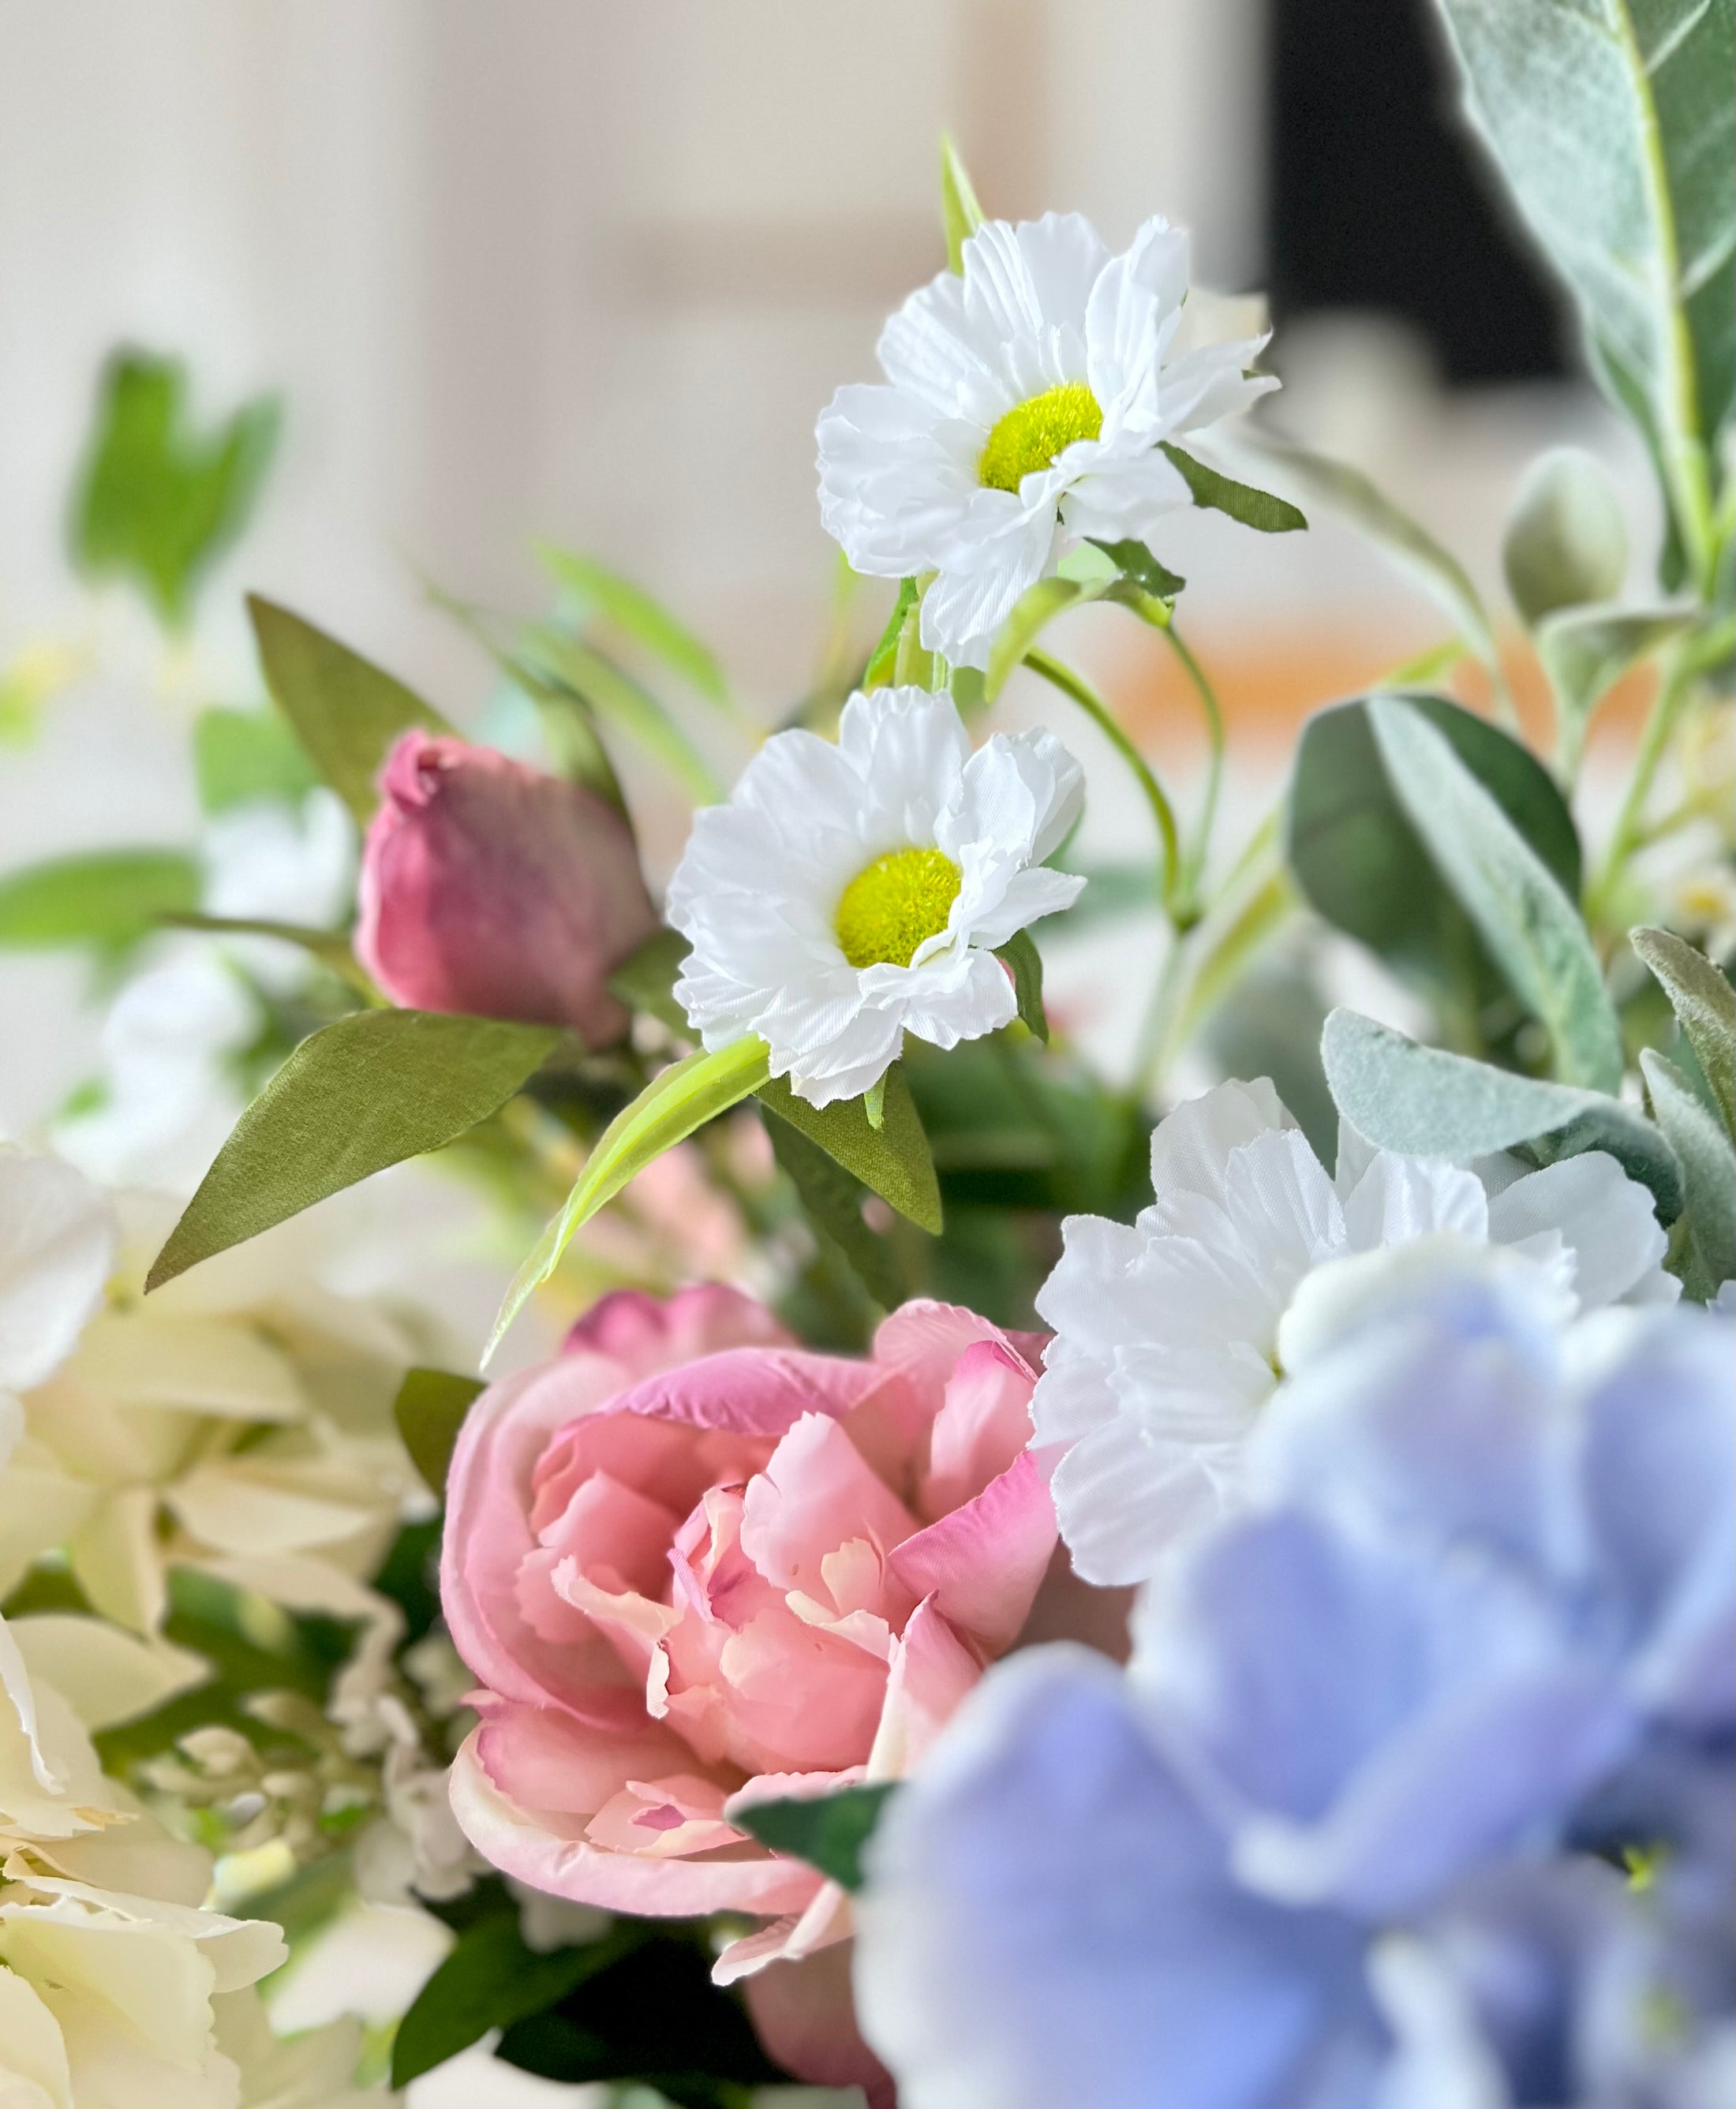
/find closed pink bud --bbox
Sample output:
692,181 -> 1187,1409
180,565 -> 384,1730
356,733 -> 657,1045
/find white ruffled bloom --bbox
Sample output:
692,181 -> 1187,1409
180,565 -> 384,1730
1032,1079 -> 1678,1584
817,213 -> 1276,669
668,686 -> 1083,1107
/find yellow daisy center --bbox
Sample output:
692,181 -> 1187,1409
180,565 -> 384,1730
978,381 -> 1103,492
835,847 -> 963,970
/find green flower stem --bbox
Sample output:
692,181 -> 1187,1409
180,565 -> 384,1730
1023,646 -> 1181,916
1160,621 -> 1225,918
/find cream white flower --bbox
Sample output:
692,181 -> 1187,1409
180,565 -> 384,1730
668,685 -> 1083,1108
817,213 -> 1276,669
1032,1079 -> 1678,1585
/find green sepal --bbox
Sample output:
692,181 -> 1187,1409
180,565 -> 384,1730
1086,537 -> 1186,600
997,929 -> 1049,1041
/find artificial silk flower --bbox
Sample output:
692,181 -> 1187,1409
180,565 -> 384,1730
668,686 -> 1083,1108
1031,1079 -> 1678,1585
816,213 -> 1275,670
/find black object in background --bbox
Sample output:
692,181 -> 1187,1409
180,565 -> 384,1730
1267,0 -> 1570,383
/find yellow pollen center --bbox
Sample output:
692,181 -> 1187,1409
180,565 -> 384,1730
978,382 -> 1103,492
834,847 -> 963,970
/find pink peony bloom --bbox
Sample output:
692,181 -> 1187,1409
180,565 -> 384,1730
355,732 -> 657,1047
442,1284 -> 1106,2083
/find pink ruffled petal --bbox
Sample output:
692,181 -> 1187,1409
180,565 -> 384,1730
741,1415 -> 918,1602
469,1696 -> 700,1819
921,1337 -> 1041,1516
610,1344 -> 893,1438
865,1596 -> 982,1780
890,1449 -> 1058,1652
564,1284 -> 792,1369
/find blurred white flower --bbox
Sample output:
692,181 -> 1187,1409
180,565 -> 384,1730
817,213 -> 1275,668
0,1147 -> 114,1395
1032,1079 -> 1678,1584
668,685 -> 1083,1107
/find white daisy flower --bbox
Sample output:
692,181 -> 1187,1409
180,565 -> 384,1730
667,685 -> 1083,1109
1031,1078 -> 1678,1585
817,212 -> 1277,670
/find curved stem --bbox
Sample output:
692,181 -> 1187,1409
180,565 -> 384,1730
1161,622 -> 1225,916
1587,642 -> 1697,927
1023,645 -> 1180,914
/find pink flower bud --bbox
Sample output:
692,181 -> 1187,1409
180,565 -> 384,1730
356,733 -> 657,1045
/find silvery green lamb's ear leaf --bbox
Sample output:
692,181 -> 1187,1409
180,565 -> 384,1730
1435,0 -> 1734,581
1502,448 -> 1629,626
996,929 -> 1049,1042
535,544 -> 731,711
1631,925 -> 1736,1138
488,1037 -> 773,1361
393,1367 -> 485,1497
249,597 -> 454,825
1537,604 -> 1698,777
1367,696 -> 1623,1090
1085,538 -> 1187,601
766,1117 -> 903,1310
516,624 -> 721,804
1158,444 -> 1307,533
735,1782 -> 897,1890
1287,692 -> 1581,1049
864,578 -> 921,690
940,133 -> 984,273
606,926 -> 692,1036
1641,1048 -> 1736,1294
759,1064 -> 943,1233
1244,436 -> 1497,672
148,1012 -> 563,1292
0,848 -> 201,953
1322,1008 -> 1682,1218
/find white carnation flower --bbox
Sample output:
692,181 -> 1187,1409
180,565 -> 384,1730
1032,1078 -> 1678,1585
668,685 -> 1083,1108
817,212 -> 1276,669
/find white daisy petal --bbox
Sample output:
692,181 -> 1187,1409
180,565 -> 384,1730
668,686 -> 1084,1108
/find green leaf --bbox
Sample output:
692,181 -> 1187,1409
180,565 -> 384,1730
192,706 -> 319,814
766,1117 -> 903,1309
734,1782 -> 897,1891
71,350 -> 281,629
1642,1048 -> 1736,1292
863,578 -> 920,689
1537,604 -> 1699,776
515,624 -> 721,804
606,926 -> 693,1035
1158,443 -> 1308,533
488,1038 -> 773,1360
1435,0 -> 1735,580
940,133 -> 984,273
1287,692 -> 1582,1048
392,1909 -> 643,2086
148,1011 -> 561,1292
996,929 -> 1049,1041
1086,537 -> 1187,600
393,1367 -> 485,1496
249,597 -> 454,825
1367,697 -> 1623,1089
1631,925 -> 1736,1137
1244,436 -> 1496,670
536,545 -> 731,710
758,1064 -> 943,1233
0,848 -> 200,951
1322,1008 -> 1682,1218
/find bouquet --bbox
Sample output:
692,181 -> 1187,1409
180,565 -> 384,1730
1,1 -> 1731,2102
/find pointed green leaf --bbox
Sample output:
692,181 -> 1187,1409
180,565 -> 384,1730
192,706 -> 319,814
515,624 -> 721,804
1322,1008 -> 1682,1218
758,1064 -> 942,1233
488,1038 -> 773,1360
1244,436 -> 1496,669
1632,925 -> 1736,1137
864,578 -> 920,689
148,1011 -> 561,1291
1085,537 -> 1186,600
249,598 -> 453,825
393,1367 -> 485,1497
72,351 -> 281,629
536,544 -> 731,709
766,1118 -> 903,1310
1368,696 -> 1623,1090
1641,1048 -> 1736,1292
0,849 -> 200,951
735,1782 -> 897,1891
606,926 -> 692,1036
940,134 -> 984,273
1435,0 -> 1735,578
1159,443 -> 1307,533
1538,604 -> 1699,775
996,929 -> 1049,1041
